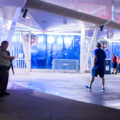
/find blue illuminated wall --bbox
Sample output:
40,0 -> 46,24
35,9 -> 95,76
10,29 -> 120,70
11,32 -> 120,70
104,42 -> 120,68
109,42 -> 120,58
31,34 -> 80,69
101,42 -> 120,61
31,35 -> 47,69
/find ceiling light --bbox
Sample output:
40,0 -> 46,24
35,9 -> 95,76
48,36 -> 55,44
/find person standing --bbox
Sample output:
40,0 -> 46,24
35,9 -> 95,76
116,56 -> 120,73
112,54 -> 117,74
85,42 -> 106,91
0,40 -> 15,97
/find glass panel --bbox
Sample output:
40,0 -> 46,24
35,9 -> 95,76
10,32 -> 26,69
31,34 -> 46,69
30,34 -> 80,69
46,35 -> 56,69
63,35 -> 80,60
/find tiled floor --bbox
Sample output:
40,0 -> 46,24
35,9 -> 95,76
0,72 -> 120,120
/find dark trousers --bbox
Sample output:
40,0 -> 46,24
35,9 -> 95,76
0,66 -> 9,94
116,64 -> 120,73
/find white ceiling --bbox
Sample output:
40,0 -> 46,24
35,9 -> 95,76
41,0 -> 113,19
0,7 -> 16,19
0,0 -> 120,33
0,0 -> 26,7
26,8 -> 95,32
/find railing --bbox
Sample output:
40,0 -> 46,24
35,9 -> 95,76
52,59 -> 79,72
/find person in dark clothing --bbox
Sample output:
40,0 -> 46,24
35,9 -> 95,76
116,56 -> 120,73
0,41 -> 15,98
112,53 -> 117,74
6,51 -> 14,75
85,42 -> 106,91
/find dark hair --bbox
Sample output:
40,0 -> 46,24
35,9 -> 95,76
96,42 -> 101,48
1,40 -> 8,45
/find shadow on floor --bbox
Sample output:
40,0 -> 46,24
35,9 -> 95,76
0,83 -> 120,120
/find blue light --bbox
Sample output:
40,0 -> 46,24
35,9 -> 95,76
38,36 -> 44,43
48,36 -> 55,44
57,37 -> 63,44
64,37 -> 72,47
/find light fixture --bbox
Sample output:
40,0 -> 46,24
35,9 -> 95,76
64,37 -> 72,47
100,25 -> 104,31
57,37 -> 63,44
21,8 -> 28,18
48,36 -> 55,44
38,36 -> 44,43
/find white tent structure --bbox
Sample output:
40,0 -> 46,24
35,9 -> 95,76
0,0 -> 120,72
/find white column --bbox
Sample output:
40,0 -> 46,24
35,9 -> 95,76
7,8 -> 22,43
7,0 -> 27,43
80,23 -> 85,73
22,31 -> 31,71
28,31 -> 31,71
84,26 -> 99,72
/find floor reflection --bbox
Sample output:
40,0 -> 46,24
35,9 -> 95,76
9,72 -> 120,109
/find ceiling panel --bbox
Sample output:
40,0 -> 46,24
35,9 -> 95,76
27,8 -> 95,32
25,0 -> 120,30
41,0 -> 113,20
18,10 -> 42,30
0,0 -> 26,7
0,0 -> 119,33
0,7 -> 16,19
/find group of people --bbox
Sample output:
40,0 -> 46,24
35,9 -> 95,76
86,42 -> 120,91
0,41 -> 15,102
112,54 -> 120,74
0,40 -> 119,99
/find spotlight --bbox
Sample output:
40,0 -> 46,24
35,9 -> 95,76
99,21 -> 110,32
100,25 -> 104,31
22,8 -> 28,18
48,36 -> 55,44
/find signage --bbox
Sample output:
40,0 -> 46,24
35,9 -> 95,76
99,40 -> 109,50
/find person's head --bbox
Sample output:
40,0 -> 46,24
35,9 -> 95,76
96,42 -> 101,48
113,53 -> 115,56
1,40 -> 8,50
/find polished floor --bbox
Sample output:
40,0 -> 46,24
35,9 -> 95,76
0,71 -> 120,120
10,72 -> 120,109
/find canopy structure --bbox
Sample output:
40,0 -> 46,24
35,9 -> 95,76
0,0 -> 119,32
0,0 -> 120,72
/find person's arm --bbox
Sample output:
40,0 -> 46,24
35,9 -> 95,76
93,49 -> 97,67
93,55 -> 97,67
6,51 -> 15,75
2,55 -> 15,60
104,52 -> 106,62
0,51 -> 15,60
